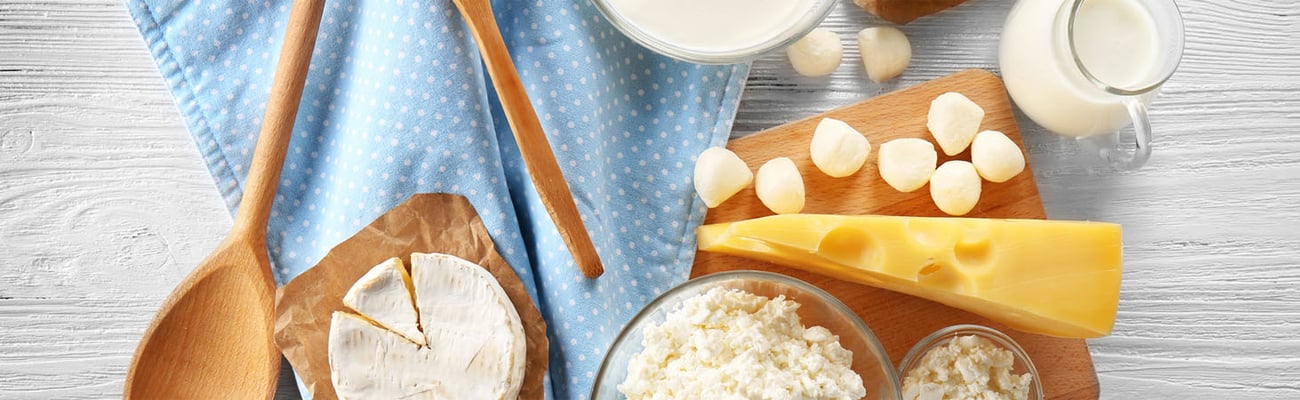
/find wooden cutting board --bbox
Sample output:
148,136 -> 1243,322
691,69 -> 1100,399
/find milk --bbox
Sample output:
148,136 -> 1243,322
1000,0 -> 1163,137
608,0 -> 817,52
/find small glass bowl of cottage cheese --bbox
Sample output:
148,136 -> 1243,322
592,270 -> 902,400
897,325 -> 1044,400
590,0 -> 836,63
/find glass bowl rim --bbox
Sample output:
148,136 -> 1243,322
896,324 -> 1045,400
591,269 -> 902,398
587,0 -> 837,64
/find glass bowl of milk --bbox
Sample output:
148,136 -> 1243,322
592,0 -> 836,64
999,0 -> 1184,169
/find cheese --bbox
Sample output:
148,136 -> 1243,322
328,312 -> 439,397
696,214 -> 1123,338
340,258 -> 425,346
902,335 -> 1033,400
410,252 -> 527,399
328,252 -> 526,399
618,288 -> 866,399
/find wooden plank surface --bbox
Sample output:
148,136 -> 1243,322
1,0 -> 1298,399
692,69 -> 1097,399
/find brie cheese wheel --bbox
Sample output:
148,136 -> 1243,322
329,253 -> 527,400
340,258 -> 425,346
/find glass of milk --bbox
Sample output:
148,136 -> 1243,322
1000,0 -> 1184,169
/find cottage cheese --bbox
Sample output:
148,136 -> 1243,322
901,335 -> 1033,400
618,288 -> 866,400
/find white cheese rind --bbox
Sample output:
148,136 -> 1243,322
340,257 -> 425,346
618,288 -> 866,400
329,312 -> 439,399
411,252 -> 527,400
328,252 -> 526,400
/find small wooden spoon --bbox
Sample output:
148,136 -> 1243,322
123,0 -> 326,397
451,0 -> 605,278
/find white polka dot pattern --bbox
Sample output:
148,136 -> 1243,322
126,0 -> 748,398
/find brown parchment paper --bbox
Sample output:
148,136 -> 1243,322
273,193 -> 549,400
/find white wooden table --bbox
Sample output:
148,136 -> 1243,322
1,0 -> 1297,398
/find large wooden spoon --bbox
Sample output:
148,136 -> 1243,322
123,0 -> 325,397
451,0 -> 605,278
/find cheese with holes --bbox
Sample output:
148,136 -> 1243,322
696,214 -> 1123,338
329,253 -> 527,399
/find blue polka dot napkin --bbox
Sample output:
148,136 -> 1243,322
126,0 -> 747,397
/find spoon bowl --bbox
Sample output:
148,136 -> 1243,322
124,237 -> 278,399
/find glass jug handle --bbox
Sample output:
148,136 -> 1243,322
1098,97 -> 1153,169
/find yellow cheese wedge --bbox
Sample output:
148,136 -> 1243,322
696,214 -> 1123,338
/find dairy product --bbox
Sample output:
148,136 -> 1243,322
1072,0 -> 1162,89
1000,0 -> 1162,137
856,26 -> 912,83
877,138 -> 938,193
328,253 -> 527,399
696,214 -> 1124,338
755,157 -> 806,214
618,288 -> 866,399
607,0 -> 818,53
810,118 -> 871,178
787,28 -> 844,77
928,160 -> 982,216
340,257 -> 425,346
694,146 -> 754,208
901,335 -> 1033,400
927,92 -> 985,156
970,131 -> 1026,183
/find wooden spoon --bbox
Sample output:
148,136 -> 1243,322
123,0 -> 326,397
451,0 -> 605,278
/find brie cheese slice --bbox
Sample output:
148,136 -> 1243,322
340,257 -> 425,346
328,252 -> 527,400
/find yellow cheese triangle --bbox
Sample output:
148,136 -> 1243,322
696,214 -> 1123,338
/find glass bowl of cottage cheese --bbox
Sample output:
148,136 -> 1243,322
897,325 -> 1044,400
592,270 -> 902,400
590,0 -> 836,64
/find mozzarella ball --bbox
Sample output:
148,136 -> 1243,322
693,147 -> 753,208
927,92 -> 985,156
857,26 -> 912,83
755,157 -> 806,214
929,160 -> 982,216
970,130 -> 1026,183
810,118 -> 871,178
786,28 -> 843,77
877,138 -> 938,192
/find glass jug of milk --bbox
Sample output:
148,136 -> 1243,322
1000,0 -> 1183,169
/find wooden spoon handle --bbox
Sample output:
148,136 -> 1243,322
452,0 -> 605,278
232,0 -> 327,240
